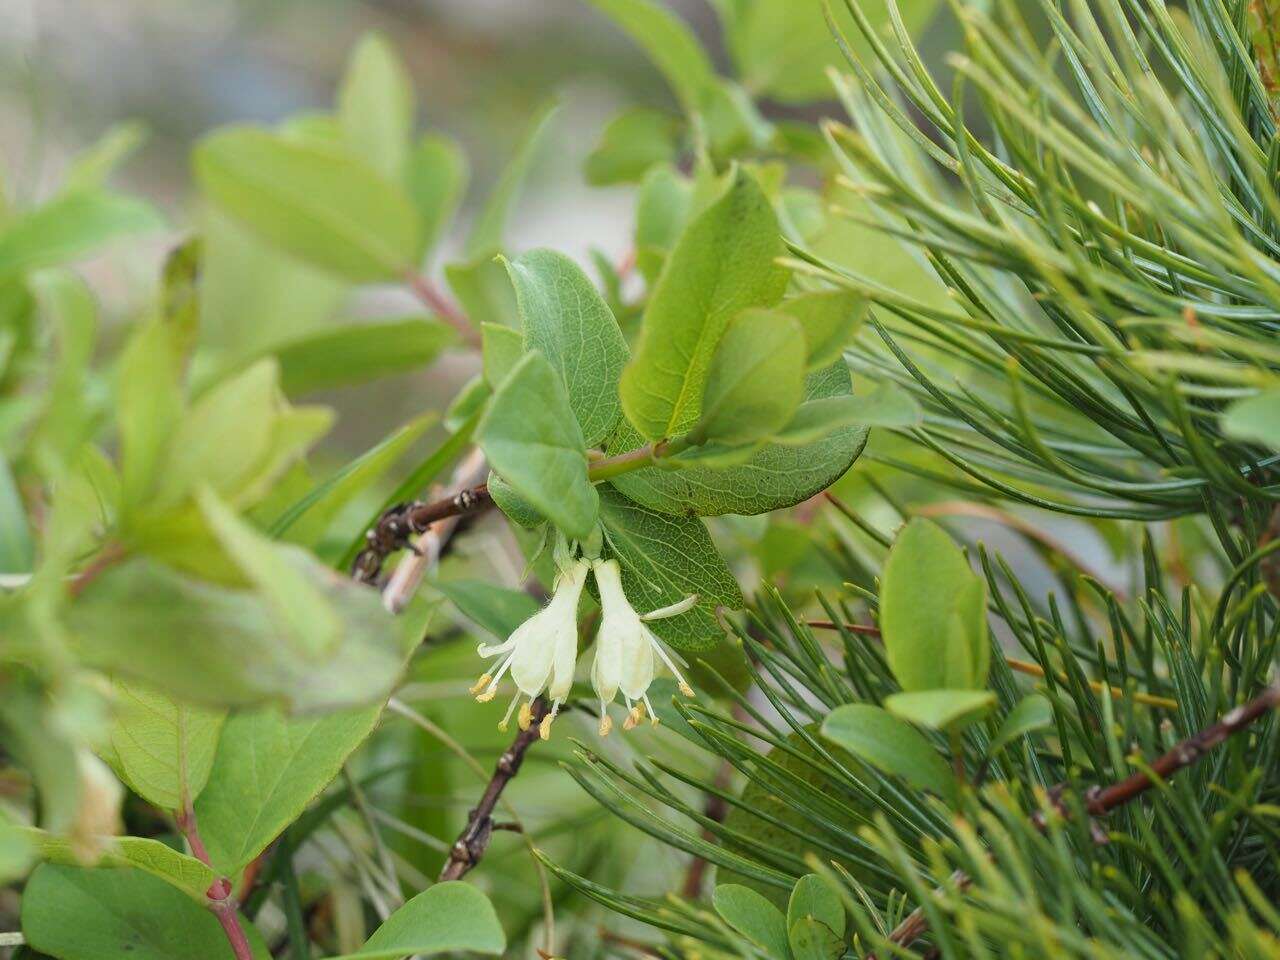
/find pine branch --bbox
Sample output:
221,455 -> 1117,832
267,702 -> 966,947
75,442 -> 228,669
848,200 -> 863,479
873,684 -> 1280,957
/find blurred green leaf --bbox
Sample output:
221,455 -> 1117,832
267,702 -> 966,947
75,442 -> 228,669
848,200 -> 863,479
0,191 -> 161,278
597,486 -> 742,651
195,128 -> 420,281
0,455 -> 32,574
504,249 -> 630,446
195,705 -> 383,875
15,828 -> 216,902
610,360 -> 867,515
988,694 -> 1054,757
584,108 -> 682,185
270,318 -> 455,395
585,0 -> 716,117
880,518 -> 989,692
269,412 -> 436,544
634,164 -> 693,285
621,170 -> 790,440
445,256 -> 518,329
27,270 -> 97,472
338,32 -> 415,181
481,322 -> 524,388
884,689 -> 996,731
22,865 -> 269,959
478,351 -> 598,540
406,134 -> 468,261
464,100 -> 559,259
433,578 -> 540,639
106,681 -> 224,811
116,322 -> 183,511
487,471 -> 545,529
68,556 -> 424,712
1222,389 -> 1280,447
714,0 -> 941,104
821,703 -> 957,805
695,308 -> 806,445
197,486 -> 341,658
330,881 -> 506,958
712,884 -> 791,959
62,122 -> 148,193
777,290 -> 866,370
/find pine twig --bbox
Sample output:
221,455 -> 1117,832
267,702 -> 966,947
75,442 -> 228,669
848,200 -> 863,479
872,684 -> 1280,957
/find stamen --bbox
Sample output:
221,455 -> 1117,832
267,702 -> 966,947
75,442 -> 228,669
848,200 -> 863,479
468,673 -> 492,696
518,700 -> 535,731
647,630 -> 695,697
498,691 -> 522,732
539,702 -> 560,741
475,684 -> 497,703
643,693 -> 659,727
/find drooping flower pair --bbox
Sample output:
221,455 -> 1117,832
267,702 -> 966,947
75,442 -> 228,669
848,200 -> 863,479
470,556 -> 695,739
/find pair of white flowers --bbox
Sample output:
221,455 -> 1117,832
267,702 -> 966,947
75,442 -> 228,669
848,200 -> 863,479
469,558 -> 695,739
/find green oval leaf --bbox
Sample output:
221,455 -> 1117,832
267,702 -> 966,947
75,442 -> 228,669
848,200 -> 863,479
821,703 -> 958,806
329,881 -> 506,958
194,127 -> 421,282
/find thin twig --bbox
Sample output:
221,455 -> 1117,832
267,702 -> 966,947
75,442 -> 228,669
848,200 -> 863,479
381,448 -> 490,613
872,684 -> 1280,956
386,697 -> 556,952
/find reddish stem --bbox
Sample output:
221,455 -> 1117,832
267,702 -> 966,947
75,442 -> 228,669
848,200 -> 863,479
177,806 -> 254,960
405,272 -> 480,348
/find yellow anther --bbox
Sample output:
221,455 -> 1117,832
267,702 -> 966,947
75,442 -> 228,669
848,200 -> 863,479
518,702 -> 534,731
539,713 -> 554,741
475,688 -> 496,703
469,674 -> 492,696
599,714 -> 613,736
678,681 -> 694,697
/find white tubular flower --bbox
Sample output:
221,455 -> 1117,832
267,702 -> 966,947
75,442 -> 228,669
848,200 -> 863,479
590,559 -> 694,735
470,558 -> 589,740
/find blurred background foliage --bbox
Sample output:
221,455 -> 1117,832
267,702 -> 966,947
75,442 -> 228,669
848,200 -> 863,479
7,0 -> 1275,957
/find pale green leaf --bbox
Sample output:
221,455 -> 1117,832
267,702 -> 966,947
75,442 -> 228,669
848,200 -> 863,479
712,884 -> 791,959
62,122 -> 147,193
338,32 -> 415,181
988,694 -> 1054,757
0,455 -> 33,573
195,705 -> 383,875
776,290 -> 866,369
694,308 -> 806,445
22,864 -> 269,959
487,471 -> 545,528
17,828 -> 216,902
270,318 -> 455,395
406,133 -> 468,260
621,169 -> 790,440
107,681 -> 224,812
610,360 -> 867,516
880,518 -> 988,692
634,164 -> 692,286
0,190 -> 161,278
821,704 -> 958,805
328,881 -> 505,958
586,0 -> 716,116
194,127 -> 420,281
1222,389 -> 1280,447
477,351 -> 598,540
885,689 -> 996,731
503,249 -> 630,446
584,108 -> 682,186
481,322 -> 525,387
788,874 -> 845,941
196,486 -> 341,658
67,556 -> 424,712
